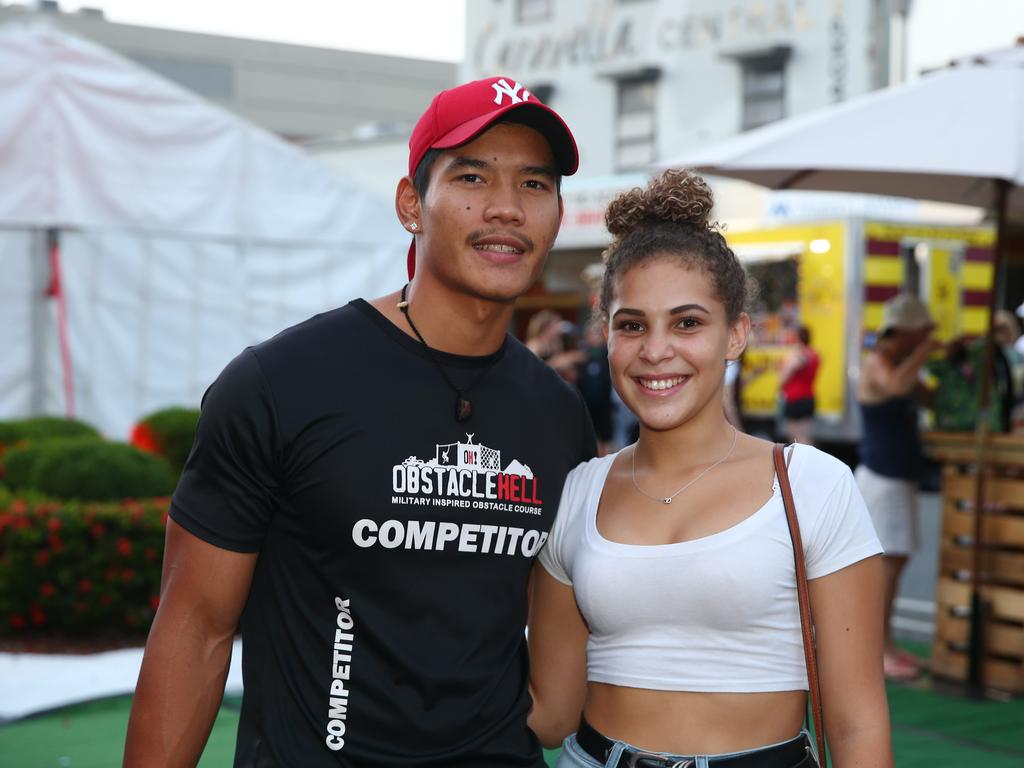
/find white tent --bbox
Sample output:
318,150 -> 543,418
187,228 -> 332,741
0,23 -> 409,438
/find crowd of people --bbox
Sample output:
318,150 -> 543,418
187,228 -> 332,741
122,74 -> 1023,768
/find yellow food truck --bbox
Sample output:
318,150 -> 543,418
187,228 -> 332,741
727,219 -> 996,445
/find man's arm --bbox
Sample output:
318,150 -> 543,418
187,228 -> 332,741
124,519 -> 258,767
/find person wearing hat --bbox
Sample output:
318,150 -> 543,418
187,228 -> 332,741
854,293 -> 940,681
125,77 -> 596,767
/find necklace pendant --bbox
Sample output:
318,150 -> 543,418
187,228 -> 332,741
663,497 -> 673,505
455,397 -> 472,422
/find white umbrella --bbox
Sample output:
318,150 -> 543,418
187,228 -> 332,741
665,42 -> 1024,218
665,40 -> 1024,695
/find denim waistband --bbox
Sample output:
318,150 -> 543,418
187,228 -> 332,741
573,716 -> 814,768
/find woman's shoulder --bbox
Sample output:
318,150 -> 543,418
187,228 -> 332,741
788,444 -> 852,493
566,451 -> 619,492
549,453 -> 618,544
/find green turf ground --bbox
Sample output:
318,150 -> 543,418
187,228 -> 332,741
2,680 -> 1022,767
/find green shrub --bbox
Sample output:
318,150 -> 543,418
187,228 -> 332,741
0,445 -> 40,493
2,439 -> 176,502
0,417 -> 99,448
0,495 -> 169,635
134,407 -> 199,476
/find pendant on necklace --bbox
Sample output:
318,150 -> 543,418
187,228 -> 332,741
456,397 -> 473,422
663,497 -> 673,505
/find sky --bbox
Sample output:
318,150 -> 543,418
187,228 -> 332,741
58,0 -> 466,61
906,0 -> 1024,75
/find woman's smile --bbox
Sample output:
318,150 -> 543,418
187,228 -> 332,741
633,374 -> 691,396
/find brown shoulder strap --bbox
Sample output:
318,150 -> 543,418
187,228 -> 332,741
773,443 -> 827,764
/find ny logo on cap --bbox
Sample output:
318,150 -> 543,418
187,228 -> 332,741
492,78 -> 531,106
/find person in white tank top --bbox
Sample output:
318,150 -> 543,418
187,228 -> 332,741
527,170 -> 892,768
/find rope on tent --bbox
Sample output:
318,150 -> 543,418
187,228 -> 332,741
45,230 -> 76,419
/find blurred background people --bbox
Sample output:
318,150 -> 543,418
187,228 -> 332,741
576,321 -> 615,454
778,325 -> 819,444
928,310 -> 1021,434
993,309 -> 1024,429
525,310 -> 587,385
525,309 -> 566,359
854,294 -> 940,681
1016,303 -> 1024,356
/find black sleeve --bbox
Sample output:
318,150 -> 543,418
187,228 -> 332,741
170,348 -> 282,553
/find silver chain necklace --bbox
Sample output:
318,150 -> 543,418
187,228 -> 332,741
631,426 -> 738,505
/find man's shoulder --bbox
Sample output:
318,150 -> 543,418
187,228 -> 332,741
501,336 -> 580,400
254,302 -> 366,357
221,302 -> 378,401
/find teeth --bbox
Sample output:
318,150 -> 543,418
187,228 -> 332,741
640,377 -> 686,391
475,243 -> 521,253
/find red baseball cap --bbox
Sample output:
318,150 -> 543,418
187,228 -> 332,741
406,76 -> 579,277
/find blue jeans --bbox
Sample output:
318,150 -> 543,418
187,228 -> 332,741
556,730 -> 815,768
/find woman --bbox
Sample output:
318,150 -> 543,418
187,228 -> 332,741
855,294 -> 939,681
528,170 -> 892,767
779,326 -> 820,445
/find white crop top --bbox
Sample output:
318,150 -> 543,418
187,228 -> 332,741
538,444 -> 882,693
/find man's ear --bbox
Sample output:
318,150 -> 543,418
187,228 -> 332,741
395,176 -> 421,231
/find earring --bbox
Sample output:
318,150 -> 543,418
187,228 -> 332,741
409,222 -> 419,231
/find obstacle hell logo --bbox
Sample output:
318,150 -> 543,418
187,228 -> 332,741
390,433 -> 542,509
351,433 -> 549,555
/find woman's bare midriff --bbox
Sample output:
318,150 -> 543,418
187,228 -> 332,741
584,683 -> 806,754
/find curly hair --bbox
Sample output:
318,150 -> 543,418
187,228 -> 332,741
599,169 -> 752,322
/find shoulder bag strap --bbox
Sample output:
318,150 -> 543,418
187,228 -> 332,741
773,443 -> 827,765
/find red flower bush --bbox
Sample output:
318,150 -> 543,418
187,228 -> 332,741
0,490 -> 168,636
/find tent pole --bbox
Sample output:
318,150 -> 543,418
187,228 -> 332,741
966,178 -> 1010,695
29,229 -> 51,414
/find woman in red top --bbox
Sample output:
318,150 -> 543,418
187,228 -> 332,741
780,326 -> 820,445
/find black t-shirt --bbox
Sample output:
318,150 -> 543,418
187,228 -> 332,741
170,300 -> 596,767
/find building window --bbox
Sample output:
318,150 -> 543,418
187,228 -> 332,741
616,76 -> 657,170
516,0 -> 551,23
741,58 -> 786,131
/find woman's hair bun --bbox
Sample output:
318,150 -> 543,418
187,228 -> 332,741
605,169 -> 714,238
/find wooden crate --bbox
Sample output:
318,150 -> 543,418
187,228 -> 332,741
930,465 -> 1024,693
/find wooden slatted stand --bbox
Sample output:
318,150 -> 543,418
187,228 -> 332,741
924,432 -> 1024,694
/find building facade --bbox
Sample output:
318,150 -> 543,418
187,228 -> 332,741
461,0 -> 893,296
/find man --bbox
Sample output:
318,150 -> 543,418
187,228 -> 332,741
124,77 -> 596,767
